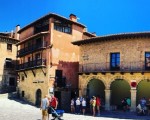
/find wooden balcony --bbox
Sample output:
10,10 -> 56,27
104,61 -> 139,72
17,43 -> 46,57
79,61 -> 150,74
16,59 -> 46,71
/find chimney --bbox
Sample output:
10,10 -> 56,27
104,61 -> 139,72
15,25 -> 20,40
83,28 -> 88,32
92,32 -> 96,36
10,30 -> 14,38
69,14 -> 77,22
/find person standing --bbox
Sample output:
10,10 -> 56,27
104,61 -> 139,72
75,97 -> 81,114
121,98 -> 127,112
81,98 -> 86,115
89,97 -> 93,115
40,95 -> 49,120
147,98 -> 150,115
96,96 -> 101,116
47,96 -> 52,120
71,98 -> 75,114
126,97 -> 131,111
140,97 -> 147,114
50,94 -> 58,110
92,96 -> 96,117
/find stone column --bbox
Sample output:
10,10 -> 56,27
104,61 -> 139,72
130,89 -> 137,111
105,89 -> 111,110
82,87 -> 87,97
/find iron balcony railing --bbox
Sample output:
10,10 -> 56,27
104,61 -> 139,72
17,43 -> 46,57
79,61 -> 150,73
16,59 -> 46,71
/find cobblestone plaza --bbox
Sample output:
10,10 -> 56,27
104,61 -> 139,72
0,95 -> 150,120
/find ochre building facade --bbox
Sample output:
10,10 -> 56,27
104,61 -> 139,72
16,13 -> 95,111
0,30 -> 19,93
72,33 -> 150,111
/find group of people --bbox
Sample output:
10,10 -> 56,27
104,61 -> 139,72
71,95 -> 102,117
121,97 -> 131,111
121,97 -> 150,115
90,96 -> 101,116
40,94 -> 58,120
137,97 -> 150,115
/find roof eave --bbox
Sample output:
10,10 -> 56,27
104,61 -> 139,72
72,32 -> 150,46
18,13 -> 86,33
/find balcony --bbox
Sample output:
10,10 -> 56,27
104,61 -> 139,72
79,61 -> 150,73
16,59 -> 46,71
17,43 -> 46,57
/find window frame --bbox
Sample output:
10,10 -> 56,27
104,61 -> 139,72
34,19 -> 49,34
7,43 -> 12,51
110,52 -> 120,71
145,52 -> 150,70
5,58 -> 13,68
54,20 -> 72,34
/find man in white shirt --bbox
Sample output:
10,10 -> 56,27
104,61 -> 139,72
81,98 -> 86,115
76,97 -> 81,114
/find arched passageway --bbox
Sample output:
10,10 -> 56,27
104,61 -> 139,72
87,79 -> 105,103
35,89 -> 42,107
110,79 -> 130,110
137,80 -> 150,105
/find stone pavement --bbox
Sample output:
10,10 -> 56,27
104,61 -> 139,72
0,95 -> 150,120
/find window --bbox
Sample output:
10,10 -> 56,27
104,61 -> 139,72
21,75 -> 25,81
110,53 -> 120,70
5,58 -> 13,68
7,43 -> 12,51
35,53 -> 41,66
28,57 -> 32,67
34,19 -> 49,34
9,77 -> 15,86
35,38 -> 42,48
54,20 -> 72,34
35,53 -> 41,60
145,52 -> 150,70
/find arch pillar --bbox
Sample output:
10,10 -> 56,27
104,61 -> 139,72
130,89 -> 137,111
105,89 -> 111,111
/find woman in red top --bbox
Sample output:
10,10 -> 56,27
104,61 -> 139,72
96,96 -> 101,116
48,94 -> 58,120
50,94 -> 58,109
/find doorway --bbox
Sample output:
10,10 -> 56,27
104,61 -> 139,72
35,89 -> 41,107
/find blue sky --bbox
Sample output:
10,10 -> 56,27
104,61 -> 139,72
1,0 -> 150,36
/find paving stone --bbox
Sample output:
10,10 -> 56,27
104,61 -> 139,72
0,97 -> 150,120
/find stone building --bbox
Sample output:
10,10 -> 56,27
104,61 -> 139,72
72,32 -> 150,111
16,13 -> 95,111
0,28 -> 19,93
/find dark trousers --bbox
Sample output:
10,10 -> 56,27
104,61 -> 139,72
76,105 -> 80,114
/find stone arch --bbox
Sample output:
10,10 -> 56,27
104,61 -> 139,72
35,89 -> 42,107
136,78 -> 150,105
136,76 -> 150,85
86,76 -> 106,104
109,75 -> 131,89
86,75 -> 107,89
110,75 -> 131,110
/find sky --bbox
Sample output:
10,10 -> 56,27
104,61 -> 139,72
1,0 -> 150,36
